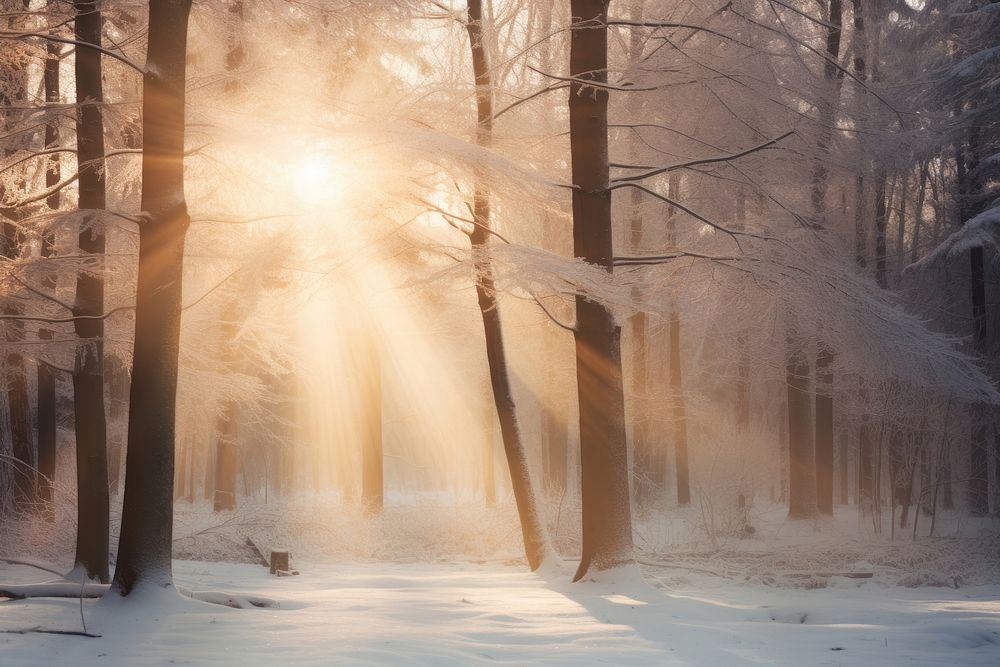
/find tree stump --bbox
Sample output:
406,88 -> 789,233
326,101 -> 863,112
269,550 -> 289,575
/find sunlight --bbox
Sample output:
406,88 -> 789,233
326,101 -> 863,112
291,152 -> 346,208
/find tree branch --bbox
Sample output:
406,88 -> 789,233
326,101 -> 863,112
611,131 -> 795,184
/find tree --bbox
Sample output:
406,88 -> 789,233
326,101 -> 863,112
70,0 -> 110,583
111,0 -> 194,597
36,2 -> 61,519
810,0 -> 844,517
0,3 -> 37,518
464,0 -> 549,571
569,0 -> 634,581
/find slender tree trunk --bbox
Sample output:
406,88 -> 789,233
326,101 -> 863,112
361,343 -> 383,515
859,412 -> 874,507
815,349 -> 834,515
569,0 -> 633,581
851,0 -> 868,270
466,0 -> 548,570
838,425 -> 849,504
111,0 -> 194,597
873,173 -> 891,289
105,355 -> 129,494
0,4 -> 35,517
969,246 -> 989,516
537,5 -> 568,500
909,162 -> 928,265
894,174 -> 908,287
787,336 -> 817,519
36,20 -> 61,520
625,1 -> 659,513
670,310 -> 689,506
212,401 -> 238,512
71,0 -> 110,583
811,0 -> 842,517
209,3 -> 247,514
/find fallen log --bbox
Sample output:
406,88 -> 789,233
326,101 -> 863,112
0,582 -> 109,600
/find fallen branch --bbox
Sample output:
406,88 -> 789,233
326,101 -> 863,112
0,626 -> 101,638
0,582 -> 109,600
176,587 -> 278,609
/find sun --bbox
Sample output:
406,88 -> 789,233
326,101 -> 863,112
291,151 -> 346,208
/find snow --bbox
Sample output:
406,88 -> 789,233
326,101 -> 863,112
2,558 -> 999,666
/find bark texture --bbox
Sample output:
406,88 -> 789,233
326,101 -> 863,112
111,0 -> 194,596
72,0 -> 110,583
569,0 -> 634,581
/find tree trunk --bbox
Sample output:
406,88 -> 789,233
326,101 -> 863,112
670,310 -> 689,506
71,0 -> 110,584
466,0 -> 548,571
212,403 -> 238,512
786,338 -> 817,519
361,343 -> 383,515
969,246 -> 989,516
838,425 -> 849,504
811,0 -> 842,518
851,0 -> 868,270
36,18 -> 61,520
537,6 -> 569,502
569,0 -> 633,581
909,162 -> 928,265
105,355 -> 130,494
0,4 -> 35,517
111,0 -> 194,597
815,348 -> 834,515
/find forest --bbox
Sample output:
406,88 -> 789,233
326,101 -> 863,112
0,0 -> 999,665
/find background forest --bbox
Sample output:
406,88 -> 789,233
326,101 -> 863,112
0,0 -> 999,636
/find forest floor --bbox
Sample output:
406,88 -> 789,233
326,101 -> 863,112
3,503 -> 1000,665
1,556 -> 999,666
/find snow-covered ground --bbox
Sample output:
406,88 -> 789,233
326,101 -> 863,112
2,558 -> 999,666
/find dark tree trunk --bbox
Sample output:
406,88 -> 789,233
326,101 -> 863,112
466,0 -> 548,570
969,246 -> 989,516
71,0 -> 110,583
873,173 -> 891,289
36,19 -> 61,519
568,0 -> 633,581
910,162 -> 928,266
851,0 -> 868,269
111,0 -> 194,597
786,338 -> 817,519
